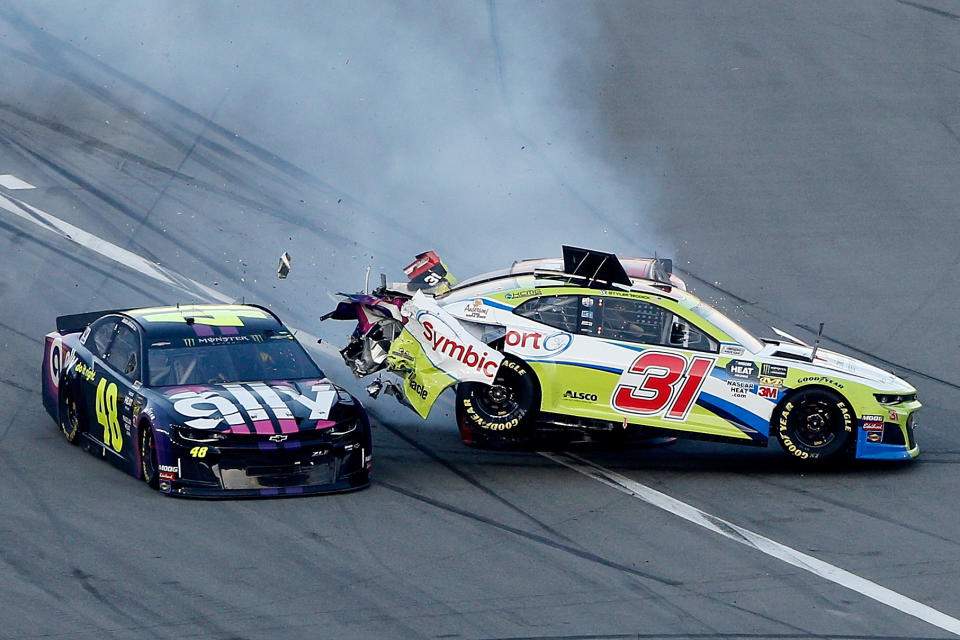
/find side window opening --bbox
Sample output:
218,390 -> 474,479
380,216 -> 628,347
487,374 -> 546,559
513,295 -> 580,333
87,318 -> 119,359
106,324 -> 141,381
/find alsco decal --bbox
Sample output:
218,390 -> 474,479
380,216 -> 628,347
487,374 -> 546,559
612,351 -> 716,421
421,319 -> 499,378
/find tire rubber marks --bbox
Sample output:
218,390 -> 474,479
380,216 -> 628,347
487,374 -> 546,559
541,451 -> 960,638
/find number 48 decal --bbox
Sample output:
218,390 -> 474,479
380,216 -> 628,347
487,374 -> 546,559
612,351 -> 715,421
95,378 -> 123,452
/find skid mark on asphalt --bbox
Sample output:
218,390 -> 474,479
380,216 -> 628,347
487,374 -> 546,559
541,452 -> 960,637
0,190 -> 228,303
378,480 -> 681,587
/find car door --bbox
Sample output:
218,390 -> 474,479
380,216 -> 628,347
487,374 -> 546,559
590,295 -> 770,443
81,316 -> 140,463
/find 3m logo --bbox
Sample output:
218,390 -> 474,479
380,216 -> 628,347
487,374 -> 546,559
612,351 -> 715,421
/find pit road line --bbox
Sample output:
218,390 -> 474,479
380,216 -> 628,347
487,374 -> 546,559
540,451 -> 960,637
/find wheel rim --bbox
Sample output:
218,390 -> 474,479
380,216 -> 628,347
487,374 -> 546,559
791,399 -> 839,448
477,382 -> 519,416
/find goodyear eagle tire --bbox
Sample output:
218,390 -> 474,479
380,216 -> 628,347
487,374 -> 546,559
774,388 -> 854,461
140,424 -> 160,489
456,356 -> 539,447
58,382 -> 81,445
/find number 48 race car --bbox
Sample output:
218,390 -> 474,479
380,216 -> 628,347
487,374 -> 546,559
323,247 -> 920,462
42,304 -> 372,497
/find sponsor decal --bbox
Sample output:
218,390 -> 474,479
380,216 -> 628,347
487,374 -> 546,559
159,481 -> 171,491
159,464 -> 178,473
463,299 -> 489,320
759,376 -> 785,387
725,360 -> 758,379
409,376 -> 429,400
504,289 -> 541,300
159,471 -> 177,481
861,414 -> 884,432
761,363 -> 789,378
167,383 -> 335,430
422,320 -> 499,378
505,329 -> 572,356
867,432 -> 882,443
75,361 -> 96,383
720,344 -> 745,356
563,390 -> 599,402
797,375 -> 844,389
581,310 -> 594,319
582,298 -> 594,307
756,385 -> 780,400
268,434 -> 288,443
726,379 -> 754,399
196,335 -> 251,345
581,321 -> 593,327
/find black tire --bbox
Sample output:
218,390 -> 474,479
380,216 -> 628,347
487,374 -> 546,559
455,356 -> 539,447
774,388 -> 855,461
140,424 -> 159,489
58,382 -> 81,445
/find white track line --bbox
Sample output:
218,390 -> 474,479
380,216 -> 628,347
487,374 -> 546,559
0,174 -> 36,190
0,190 -> 342,360
0,191 -> 228,303
540,451 -> 960,636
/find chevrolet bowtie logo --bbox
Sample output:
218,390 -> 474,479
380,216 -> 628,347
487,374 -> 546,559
268,434 -> 288,443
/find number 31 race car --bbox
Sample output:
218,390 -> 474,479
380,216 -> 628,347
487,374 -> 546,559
323,247 -> 920,462
42,304 -> 372,497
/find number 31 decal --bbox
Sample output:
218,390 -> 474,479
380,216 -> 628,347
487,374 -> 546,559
612,351 -> 715,421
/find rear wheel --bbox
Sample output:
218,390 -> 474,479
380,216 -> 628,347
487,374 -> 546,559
774,388 -> 855,461
58,382 -> 81,445
455,356 -> 539,447
140,425 -> 159,489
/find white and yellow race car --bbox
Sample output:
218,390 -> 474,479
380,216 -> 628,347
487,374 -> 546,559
324,247 -> 919,462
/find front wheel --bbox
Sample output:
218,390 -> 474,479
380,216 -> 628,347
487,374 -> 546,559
140,425 -> 159,489
455,356 -> 539,447
774,388 -> 855,461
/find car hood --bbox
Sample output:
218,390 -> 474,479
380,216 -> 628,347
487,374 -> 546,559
155,379 -> 358,433
758,342 -> 909,389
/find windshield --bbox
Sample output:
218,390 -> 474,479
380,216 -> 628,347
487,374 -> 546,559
148,337 -> 322,386
688,301 -> 764,353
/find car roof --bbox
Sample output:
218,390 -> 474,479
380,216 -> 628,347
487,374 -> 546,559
122,304 -> 284,339
442,272 -> 687,304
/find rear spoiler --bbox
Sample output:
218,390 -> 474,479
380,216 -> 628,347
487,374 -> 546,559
56,309 -> 127,334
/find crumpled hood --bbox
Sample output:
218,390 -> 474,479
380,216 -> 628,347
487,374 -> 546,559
157,379 -> 356,433
759,342 -> 909,389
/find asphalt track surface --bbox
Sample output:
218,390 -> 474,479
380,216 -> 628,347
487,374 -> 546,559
1,2 -> 959,639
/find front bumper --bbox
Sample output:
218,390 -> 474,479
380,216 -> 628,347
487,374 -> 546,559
854,399 -> 921,461
158,425 -> 372,498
